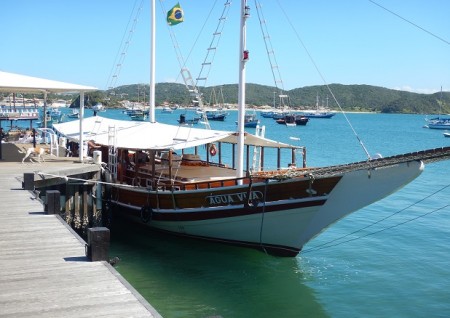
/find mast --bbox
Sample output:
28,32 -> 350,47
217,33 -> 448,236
236,0 -> 250,179
149,0 -> 156,123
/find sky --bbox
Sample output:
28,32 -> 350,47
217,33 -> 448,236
1,0 -> 449,94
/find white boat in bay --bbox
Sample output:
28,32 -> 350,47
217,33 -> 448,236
425,117 -> 450,129
424,87 -> 449,129
53,0 -> 450,257
161,106 -> 174,113
299,94 -> 335,119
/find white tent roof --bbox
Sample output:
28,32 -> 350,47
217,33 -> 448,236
53,116 -> 295,150
0,71 -> 97,93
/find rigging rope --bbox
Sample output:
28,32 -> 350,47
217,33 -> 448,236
254,0 -> 289,108
302,182 -> 450,254
105,0 -> 145,90
275,0 -> 372,160
369,0 -> 450,46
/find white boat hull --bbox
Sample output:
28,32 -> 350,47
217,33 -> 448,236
112,160 -> 424,256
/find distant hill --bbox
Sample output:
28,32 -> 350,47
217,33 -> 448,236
72,83 -> 449,114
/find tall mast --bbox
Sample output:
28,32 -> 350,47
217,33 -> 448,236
149,0 -> 156,123
236,0 -> 250,179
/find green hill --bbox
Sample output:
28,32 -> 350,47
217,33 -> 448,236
72,83 -> 449,114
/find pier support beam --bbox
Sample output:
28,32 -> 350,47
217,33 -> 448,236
86,227 -> 110,262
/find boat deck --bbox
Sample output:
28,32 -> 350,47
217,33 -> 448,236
138,162 -> 238,183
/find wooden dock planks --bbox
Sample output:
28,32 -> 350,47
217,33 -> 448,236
0,158 -> 161,318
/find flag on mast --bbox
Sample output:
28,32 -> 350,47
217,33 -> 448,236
167,3 -> 184,26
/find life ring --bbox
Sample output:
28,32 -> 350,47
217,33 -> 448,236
140,206 -> 152,223
209,144 -> 217,156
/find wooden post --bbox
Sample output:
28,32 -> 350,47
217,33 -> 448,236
23,173 -> 34,190
46,190 -> 60,215
86,227 -> 110,262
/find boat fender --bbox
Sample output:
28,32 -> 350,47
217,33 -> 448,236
140,205 -> 152,223
209,144 -> 217,156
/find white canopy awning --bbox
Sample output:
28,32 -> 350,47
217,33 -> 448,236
53,116 -> 295,150
0,71 -> 97,93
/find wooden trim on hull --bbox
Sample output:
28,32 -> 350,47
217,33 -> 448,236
111,176 -> 341,213
112,197 -> 327,221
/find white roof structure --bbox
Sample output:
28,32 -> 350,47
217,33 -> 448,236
53,116 -> 295,151
0,71 -> 97,93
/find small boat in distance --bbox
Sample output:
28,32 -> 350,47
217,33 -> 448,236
424,87 -> 449,129
67,109 -> 79,119
162,106 -> 174,113
178,113 -> 200,125
205,109 -> 228,121
242,111 -> 260,127
425,118 -> 450,129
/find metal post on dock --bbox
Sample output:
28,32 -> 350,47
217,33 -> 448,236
86,227 -> 110,262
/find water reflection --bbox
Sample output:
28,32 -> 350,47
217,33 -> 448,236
110,216 -> 329,318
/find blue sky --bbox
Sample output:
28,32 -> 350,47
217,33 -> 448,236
1,0 -> 449,94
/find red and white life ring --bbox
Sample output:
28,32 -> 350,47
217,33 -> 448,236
209,144 -> 217,156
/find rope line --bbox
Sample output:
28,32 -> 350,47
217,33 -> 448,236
303,183 -> 450,254
36,171 -> 137,189
369,0 -> 450,46
275,0 -> 372,160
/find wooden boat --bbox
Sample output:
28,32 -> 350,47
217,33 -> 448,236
205,109 -> 228,121
52,1 -> 450,257
178,114 -> 200,125
295,115 -> 309,126
275,114 -> 308,126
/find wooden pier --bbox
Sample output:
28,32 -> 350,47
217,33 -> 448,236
0,143 -> 161,317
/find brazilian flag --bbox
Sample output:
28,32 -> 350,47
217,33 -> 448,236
167,3 -> 184,26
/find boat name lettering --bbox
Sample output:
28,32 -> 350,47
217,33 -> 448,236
206,191 -> 263,205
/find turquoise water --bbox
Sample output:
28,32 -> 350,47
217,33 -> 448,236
78,109 -> 450,317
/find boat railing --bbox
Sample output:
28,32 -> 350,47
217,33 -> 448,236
126,164 -> 256,191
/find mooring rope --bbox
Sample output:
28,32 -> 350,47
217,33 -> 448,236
35,171 -> 137,189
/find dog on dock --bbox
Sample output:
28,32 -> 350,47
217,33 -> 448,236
20,146 -> 49,163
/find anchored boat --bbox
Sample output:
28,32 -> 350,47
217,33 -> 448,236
53,0 -> 450,256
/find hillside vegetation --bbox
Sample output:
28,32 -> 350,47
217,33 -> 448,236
71,83 -> 449,114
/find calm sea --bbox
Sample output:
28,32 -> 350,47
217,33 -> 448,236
70,108 -> 450,317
